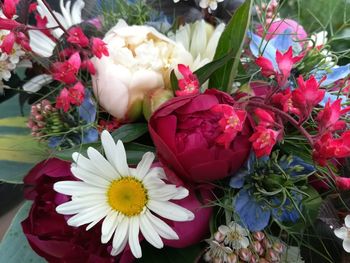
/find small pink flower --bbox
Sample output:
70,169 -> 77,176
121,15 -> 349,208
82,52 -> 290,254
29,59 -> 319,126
2,0 -> 19,19
67,27 -> 89,47
55,88 -> 71,112
211,104 -> 247,149
0,31 -> 15,54
68,82 -> 85,106
249,126 -> 279,158
91,37 -> 109,59
175,64 -> 200,96
52,52 -> 81,84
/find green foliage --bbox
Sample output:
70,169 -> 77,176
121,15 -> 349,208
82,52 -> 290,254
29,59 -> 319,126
0,202 -> 45,263
111,123 -> 148,143
100,0 -> 153,30
209,0 -> 253,92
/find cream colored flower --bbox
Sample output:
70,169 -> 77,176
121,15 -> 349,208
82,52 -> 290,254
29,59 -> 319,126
54,130 -> 194,258
169,20 -> 225,71
92,19 -> 192,121
218,222 -> 249,250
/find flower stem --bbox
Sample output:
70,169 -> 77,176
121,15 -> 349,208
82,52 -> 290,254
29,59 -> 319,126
41,0 -> 69,35
248,101 -> 314,146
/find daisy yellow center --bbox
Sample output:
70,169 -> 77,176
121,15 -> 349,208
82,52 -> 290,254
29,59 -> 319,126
107,177 -> 148,216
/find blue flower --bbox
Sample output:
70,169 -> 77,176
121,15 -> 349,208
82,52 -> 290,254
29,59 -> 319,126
234,189 -> 271,231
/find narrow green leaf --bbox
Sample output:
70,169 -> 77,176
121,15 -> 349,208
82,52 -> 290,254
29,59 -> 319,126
170,70 -> 179,93
194,51 -> 235,86
0,202 -> 45,262
209,0 -> 253,91
112,123 -> 148,143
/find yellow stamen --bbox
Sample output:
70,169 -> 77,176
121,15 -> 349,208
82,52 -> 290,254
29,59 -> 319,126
107,177 -> 148,216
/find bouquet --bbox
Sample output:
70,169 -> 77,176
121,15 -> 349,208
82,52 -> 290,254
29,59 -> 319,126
0,0 -> 350,262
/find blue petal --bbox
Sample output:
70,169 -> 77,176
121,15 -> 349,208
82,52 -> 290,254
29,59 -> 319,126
78,89 -> 96,124
319,92 -> 347,107
48,136 -> 63,148
272,192 -> 302,223
320,64 -> 350,87
229,170 -> 248,189
234,189 -> 271,231
270,29 -> 294,53
248,31 -> 277,67
82,128 -> 99,143
289,156 -> 315,177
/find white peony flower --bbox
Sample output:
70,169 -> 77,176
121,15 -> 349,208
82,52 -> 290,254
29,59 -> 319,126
54,130 -> 194,258
29,0 -> 85,57
334,215 -> 350,253
169,20 -> 225,71
92,19 -> 192,121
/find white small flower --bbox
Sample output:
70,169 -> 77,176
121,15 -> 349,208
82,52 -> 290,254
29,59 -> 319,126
199,0 -> 225,12
218,222 -> 249,250
54,130 -> 194,258
29,0 -> 85,57
334,215 -> 350,253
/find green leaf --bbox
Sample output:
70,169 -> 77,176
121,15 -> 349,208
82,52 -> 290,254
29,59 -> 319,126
209,0 -> 252,92
111,123 -> 148,143
0,202 -> 45,262
137,243 -> 201,263
52,142 -> 100,161
170,70 -> 179,93
194,51 -> 234,87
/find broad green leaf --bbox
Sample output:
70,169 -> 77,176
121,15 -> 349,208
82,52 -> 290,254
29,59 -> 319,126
0,116 -> 28,128
170,70 -> 179,93
209,0 -> 252,92
0,202 -> 45,263
112,123 -> 148,143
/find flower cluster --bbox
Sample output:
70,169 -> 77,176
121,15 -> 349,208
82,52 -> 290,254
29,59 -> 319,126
1,0 -> 350,262
204,222 -> 285,263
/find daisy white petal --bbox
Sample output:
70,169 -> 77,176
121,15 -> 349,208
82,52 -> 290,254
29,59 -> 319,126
67,204 -> 110,227
72,153 -> 100,175
71,166 -> 110,187
101,130 -> 122,175
136,152 -> 155,180
112,217 -> 129,255
129,216 -> 142,258
56,198 -> 105,215
71,0 -> 85,24
60,0 -> 73,27
115,140 -> 130,176
87,147 -> 120,179
54,181 -> 105,195
140,214 -> 163,249
146,211 -> 179,240
28,30 -> 56,57
101,211 -> 119,243
148,200 -> 194,222
23,74 -> 53,93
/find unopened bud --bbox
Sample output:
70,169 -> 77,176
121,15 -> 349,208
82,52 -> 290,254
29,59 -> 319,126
252,241 -> 264,255
266,248 -> 280,262
262,238 -> 272,249
273,242 -> 284,254
227,253 -> 238,263
253,232 -> 265,241
239,248 -> 252,262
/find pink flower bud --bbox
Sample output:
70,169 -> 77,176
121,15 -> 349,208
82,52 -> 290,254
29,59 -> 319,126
273,242 -> 284,254
35,114 -> 44,121
253,232 -> 265,241
227,253 -> 238,263
32,125 -> 39,132
266,248 -> 280,262
36,104 -> 42,111
252,241 -> 264,255
239,248 -> 252,262
27,119 -> 35,128
37,122 -> 45,128
262,238 -> 272,249
259,258 -> 270,263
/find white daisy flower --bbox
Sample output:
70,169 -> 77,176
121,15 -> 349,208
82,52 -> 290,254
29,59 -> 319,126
334,215 -> 350,253
29,0 -> 85,57
218,221 -> 249,250
54,130 -> 194,258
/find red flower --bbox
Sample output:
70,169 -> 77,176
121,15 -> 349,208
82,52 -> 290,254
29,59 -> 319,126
56,88 -> 71,112
82,59 -> 96,75
253,108 -> 276,127
149,89 -> 251,183
175,64 -> 200,96
271,87 -> 300,115
0,31 -> 15,54
2,0 -> 19,19
211,104 -> 246,149
317,99 -> 350,134
68,82 -> 85,106
52,52 -> 81,84
67,27 -> 89,47
292,75 -> 325,120
256,47 -> 302,87
91,37 -> 109,59
313,132 -> 350,166
22,159 -> 132,263
249,126 -> 279,158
